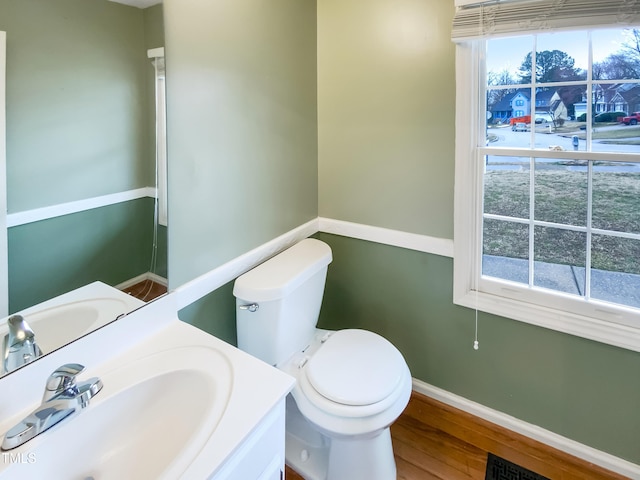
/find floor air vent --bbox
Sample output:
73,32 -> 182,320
485,453 -> 550,480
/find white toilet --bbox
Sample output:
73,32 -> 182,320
233,238 -> 412,480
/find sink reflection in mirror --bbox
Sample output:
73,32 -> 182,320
0,0 -> 167,379
0,282 -> 144,375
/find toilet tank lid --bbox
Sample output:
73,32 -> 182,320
233,238 -> 332,302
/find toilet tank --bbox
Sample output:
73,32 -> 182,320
233,239 -> 333,366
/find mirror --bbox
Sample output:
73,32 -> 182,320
0,0 -> 166,377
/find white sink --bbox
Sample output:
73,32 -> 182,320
1,346 -> 232,480
1,282 -> 144,373
0,294 -> 294,479
17,297 -> 134,350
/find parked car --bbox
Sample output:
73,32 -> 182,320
512,122 -> 528,132
535,113 -> 553,124
621,112 -> 640,125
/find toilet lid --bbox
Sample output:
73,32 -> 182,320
305,329 -> 405,406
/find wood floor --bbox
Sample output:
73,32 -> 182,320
285,391 -> 630,480
120,279 -> 167,302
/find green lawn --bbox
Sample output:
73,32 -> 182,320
483,167 -> 640,274
575,125 -> 640,144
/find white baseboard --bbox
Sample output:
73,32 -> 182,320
174,219 -> 319,309
412,378 -> 640,479
116,271 -> 168,290
318,217 -> 454,258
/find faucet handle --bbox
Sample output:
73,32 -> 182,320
43,363 -> 85,401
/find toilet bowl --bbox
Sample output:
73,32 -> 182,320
281,328 -> 412,480
233,239 -> 411,480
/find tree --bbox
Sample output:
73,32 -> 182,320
621,28 -> 640,63
486,69 -> 517,113
593,53 -> 640,80
593,28 -> 640,80
488,69 -> 516,86
518,50 -> 584,84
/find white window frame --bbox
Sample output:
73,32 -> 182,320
453,40 -> 640,353
148,47 -> 167,227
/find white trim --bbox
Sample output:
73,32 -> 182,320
172,216 -> 454,308
147,47 -> 164,59
195,213 -> 637,351
457,288 -> 640,352
412,378 -> 640,479
174,219 -> 320,309
0,31 -> 6,317
148,47 -> 167,227
453,42 -> 482,304
7,187 -> 156,227
115,271 -> 168,291
318,217 -> 454,258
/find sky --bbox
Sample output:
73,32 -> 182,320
486,28 -> 636,79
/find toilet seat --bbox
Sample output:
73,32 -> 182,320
305,329 -> 405,407
285,329 -> 412,437
290,330 -> 412,437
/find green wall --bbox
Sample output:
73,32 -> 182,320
8,198 -> 156,312
143,3 -> 164,50
0,0 -> 153,211
1,0 -> 167,312
164,0 -> 318,289
178,282 -> 237,347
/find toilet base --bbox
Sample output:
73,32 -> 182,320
285,395 -> 329,480
327,429 -> 396,480
284,396 -> 397,480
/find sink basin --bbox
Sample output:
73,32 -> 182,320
1,346 -> 232,480
0,282 -> 144,373
14,297 -> 132,351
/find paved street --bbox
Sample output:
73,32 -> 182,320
487,123 -> 640,172
483,254 -> 640,308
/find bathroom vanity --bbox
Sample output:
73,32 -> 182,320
0,293 -> 294,479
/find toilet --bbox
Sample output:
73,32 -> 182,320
233,238 -> 412,480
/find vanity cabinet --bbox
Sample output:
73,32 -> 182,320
211,399 -> 286,480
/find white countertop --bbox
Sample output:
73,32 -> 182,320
0,292 -> 294,478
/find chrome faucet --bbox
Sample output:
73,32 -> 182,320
1,363 -> 103,450
3,315 -> 43,373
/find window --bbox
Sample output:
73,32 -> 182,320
453,1 -> 640,351
148,48 -> 167,227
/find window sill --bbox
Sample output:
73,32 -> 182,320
454,288 -> 640,352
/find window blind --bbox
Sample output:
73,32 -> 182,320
451,0 -> 640,42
